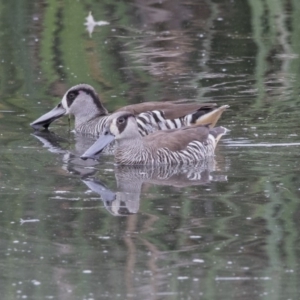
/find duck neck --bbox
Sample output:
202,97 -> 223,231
74,110 -> 107,129
115,136 -> 148,165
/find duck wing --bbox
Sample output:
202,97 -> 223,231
143,125 -> 211,152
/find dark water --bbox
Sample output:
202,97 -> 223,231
1,0 -> 300,299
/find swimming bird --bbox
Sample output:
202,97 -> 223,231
81,111 -> 227,165
30,84 -> 228,137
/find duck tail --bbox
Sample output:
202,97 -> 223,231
209,126 -> 228,145
193,105 -> 229,128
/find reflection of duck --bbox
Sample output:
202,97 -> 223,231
82,162 -> 227,216
81,111 -> 227,165
31,131 -> 101,177
30,84 -> 228,136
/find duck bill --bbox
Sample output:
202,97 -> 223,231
81,133 -> 115,160
30,104 -> 66,130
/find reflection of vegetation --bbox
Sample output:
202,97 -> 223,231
1,0 -> 300,298
249,0 -> 296,104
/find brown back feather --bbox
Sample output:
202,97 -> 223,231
143,125 -> 210,152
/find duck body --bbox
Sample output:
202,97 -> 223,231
30,84 -> 228,137
81,111 -> 227,165
113,127 -> 219,165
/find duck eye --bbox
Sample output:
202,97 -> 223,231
117,117 -> 125,124
67,92 -> 76,101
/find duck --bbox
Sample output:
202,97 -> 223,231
30,84 -> 228,137
81,111 -> 228,165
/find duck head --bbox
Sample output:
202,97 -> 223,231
81,111 -> 138,159
30,84 -> 108,130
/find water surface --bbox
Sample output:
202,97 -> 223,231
1,0 -> 300,299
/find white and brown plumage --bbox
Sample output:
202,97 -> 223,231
30,84 -> 228,137
81,111 -> 227,165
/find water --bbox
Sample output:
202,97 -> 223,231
1,0 -> 300,299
